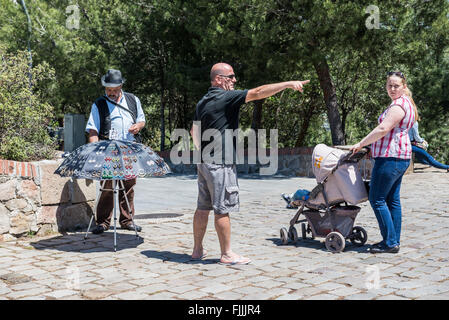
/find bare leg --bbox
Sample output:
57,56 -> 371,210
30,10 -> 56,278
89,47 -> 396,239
215,213 -> 250,264
192,209 -> 209,259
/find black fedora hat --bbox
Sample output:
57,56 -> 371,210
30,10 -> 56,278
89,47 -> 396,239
101,69 -> 125,87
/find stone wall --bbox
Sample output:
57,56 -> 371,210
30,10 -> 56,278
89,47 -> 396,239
0,159 -> 96,241
158,146 -> 374,179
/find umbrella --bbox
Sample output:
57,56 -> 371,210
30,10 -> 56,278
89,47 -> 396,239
54,140 -> 171,251
55,139 -> 171,180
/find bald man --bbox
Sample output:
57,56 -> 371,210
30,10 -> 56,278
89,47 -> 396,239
191,62 -> 309,265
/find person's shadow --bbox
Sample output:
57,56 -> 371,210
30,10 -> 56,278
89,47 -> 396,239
140,250 -> 218,264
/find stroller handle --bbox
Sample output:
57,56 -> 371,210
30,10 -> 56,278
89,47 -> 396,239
333,145 -> 370,153
335,146 -> 370,164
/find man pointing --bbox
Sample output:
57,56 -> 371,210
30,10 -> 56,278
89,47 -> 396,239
191,62 -> 309,264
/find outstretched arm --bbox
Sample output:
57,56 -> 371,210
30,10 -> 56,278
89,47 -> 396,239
245,80 -> 310,103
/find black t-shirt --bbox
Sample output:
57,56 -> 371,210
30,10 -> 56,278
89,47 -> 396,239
194,87 -> 248,163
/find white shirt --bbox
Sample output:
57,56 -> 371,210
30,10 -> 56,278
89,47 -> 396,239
85,91 -> 145,141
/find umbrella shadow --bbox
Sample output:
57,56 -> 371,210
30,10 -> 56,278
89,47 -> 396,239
46,179 -> 95,234
140,250 -> 218,265
30,230 -> 144,253
266,237 -> 370,253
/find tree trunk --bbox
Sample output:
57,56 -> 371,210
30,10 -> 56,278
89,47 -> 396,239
160,69 -> 166,151
313,56 -> 345,145
251,99 -> 264,130
158,42 -> 167,151
295,108 -> 313,147
168,94 -> 172,149
251,99 -> 264,151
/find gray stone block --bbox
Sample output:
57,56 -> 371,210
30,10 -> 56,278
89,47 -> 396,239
0,179 -> 16,202
71,179 -> 96,204
39,160 -> 70,205
0,204 -> 10,234
58,202 -> 93,232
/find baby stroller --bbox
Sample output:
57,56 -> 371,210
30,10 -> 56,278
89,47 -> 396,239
280,144 -> 370,253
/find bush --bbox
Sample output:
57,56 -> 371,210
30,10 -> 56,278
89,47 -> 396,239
0,46 -> 57,161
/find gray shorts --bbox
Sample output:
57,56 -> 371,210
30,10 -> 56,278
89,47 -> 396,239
196,163 -> 239,214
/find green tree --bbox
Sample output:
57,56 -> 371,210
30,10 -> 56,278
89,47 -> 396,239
0,46 -> 57,161
1,0 -> 447,156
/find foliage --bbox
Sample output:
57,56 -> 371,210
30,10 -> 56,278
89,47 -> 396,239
0,45 -> 57,161
0,0 -> 448,161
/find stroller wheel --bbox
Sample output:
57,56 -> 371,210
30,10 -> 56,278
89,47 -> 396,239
289,226 -> 299,242
301,223 -> 307,239
350,226 -> 368,246
325,232 -> 345,253
280,228 -> 289,245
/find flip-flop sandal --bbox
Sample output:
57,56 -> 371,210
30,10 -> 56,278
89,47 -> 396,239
190,251 -> 208,261
218,256 -> 251,266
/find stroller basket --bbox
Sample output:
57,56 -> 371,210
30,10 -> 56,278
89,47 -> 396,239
305,205 -> 360,238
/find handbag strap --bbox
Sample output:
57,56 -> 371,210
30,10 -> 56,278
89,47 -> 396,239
103,95 -> 136,120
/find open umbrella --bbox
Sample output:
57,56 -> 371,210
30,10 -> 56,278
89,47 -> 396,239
54,140 -> 171,251
55,139 -> 170,180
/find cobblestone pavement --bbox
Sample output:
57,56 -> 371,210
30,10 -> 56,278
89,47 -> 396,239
0,164 -> 448,300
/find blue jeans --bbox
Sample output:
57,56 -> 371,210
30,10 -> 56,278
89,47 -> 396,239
369,157 -> 410,248
412,145 -> 449,170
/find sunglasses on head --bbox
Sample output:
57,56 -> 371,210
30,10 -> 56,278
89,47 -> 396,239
387,71 -> 405,79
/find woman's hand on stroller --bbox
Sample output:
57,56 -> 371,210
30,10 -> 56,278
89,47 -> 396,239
350,142 -> 363,155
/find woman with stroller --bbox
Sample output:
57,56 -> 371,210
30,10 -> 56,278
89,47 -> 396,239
350,71 -> 417,254
409,120 -> 449,172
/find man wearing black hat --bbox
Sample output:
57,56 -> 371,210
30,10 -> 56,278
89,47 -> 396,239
85,69 -> 145,234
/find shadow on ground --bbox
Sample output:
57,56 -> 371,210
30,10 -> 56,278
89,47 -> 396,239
266,237 -> 371,254
30,229 -> 144,253
140,250 -> 218,264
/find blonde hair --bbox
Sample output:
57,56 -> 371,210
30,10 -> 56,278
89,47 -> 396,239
403,86 -> 419,122
388,72 -> 419,122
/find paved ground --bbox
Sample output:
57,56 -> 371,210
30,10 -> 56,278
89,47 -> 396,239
0,164 -> 448,300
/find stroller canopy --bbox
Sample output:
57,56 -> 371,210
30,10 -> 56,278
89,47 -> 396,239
312,144 -> 346,183
310,144 -> 368,206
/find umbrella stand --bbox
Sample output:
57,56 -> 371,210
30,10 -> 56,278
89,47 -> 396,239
84,179 -> 139,252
